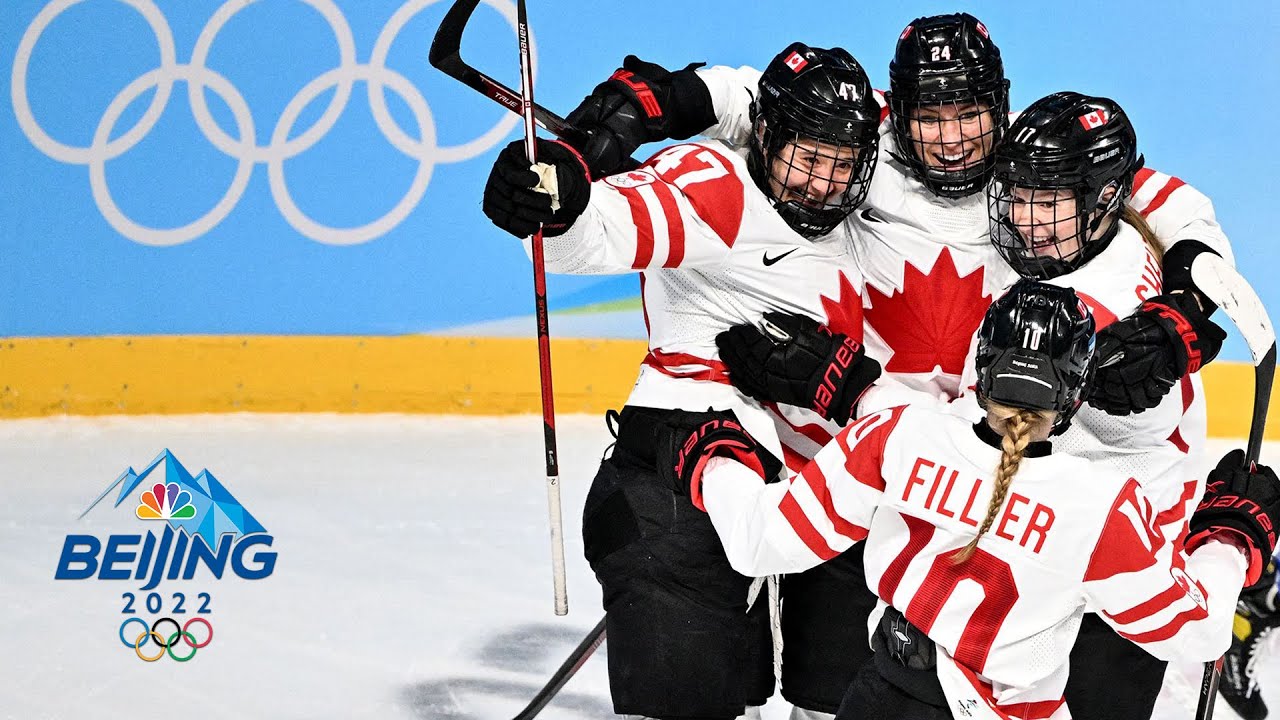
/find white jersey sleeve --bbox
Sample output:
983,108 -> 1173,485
539,142 -> 751,274
1128,167 -> 1235,266
702,407 -> 905,576
693,65 -> 761,147
1081,478 -> 1247,662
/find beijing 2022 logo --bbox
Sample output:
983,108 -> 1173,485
55,450 -> 276,663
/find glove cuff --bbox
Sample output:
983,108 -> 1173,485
1140,293 -> 1225,374
667,64 -> 717,140
1187,527 -> 1265,585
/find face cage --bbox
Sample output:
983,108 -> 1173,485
754,119 -> 878,239
987,180 -> 1125,280
890,89 -> 1007,198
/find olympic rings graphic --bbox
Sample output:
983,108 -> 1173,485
119,616 -> 214,662
12,0 -> 533,246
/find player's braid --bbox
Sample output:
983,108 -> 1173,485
953,404 -> 1054,563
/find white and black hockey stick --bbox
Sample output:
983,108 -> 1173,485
1190,252 -> 1277,720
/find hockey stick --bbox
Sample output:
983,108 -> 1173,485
1189,252 -> 1277,720
428,0 -> 588,149
511,0 -> 569,617
511,617 -> 607,720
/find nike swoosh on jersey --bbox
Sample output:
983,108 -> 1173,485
860,207 -> 886,223
762,248 -> 798,266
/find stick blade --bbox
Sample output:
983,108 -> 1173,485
428,0 -> 480,70
1192,252 -> 1277,365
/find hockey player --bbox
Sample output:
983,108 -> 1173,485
559,15 -> 1236,720
482,43 -> 884,720
661,281 -> 1280,720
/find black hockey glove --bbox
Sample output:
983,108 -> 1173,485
564,55 -> 717,178
483,138 -> 590,239
657,410 -> 782,511
1089,291 -> 1225,415
1187,449 -> 1280,586
716,312 -> 882,425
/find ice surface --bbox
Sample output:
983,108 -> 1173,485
0,414 -> 1274,719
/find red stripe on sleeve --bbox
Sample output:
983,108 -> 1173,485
1117,603 -> 1209,644
1132,167 -> 1155,197
779,492 -> 841,561
1139,177 -> 1187,218
799,462 -> 869,542
762,401 -> 836,447
619,187 -> 655,268
1104,581 -> 1187,626
651,182 -> 686,268
781,443 -> 809,473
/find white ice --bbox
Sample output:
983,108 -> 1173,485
0,413 -> 1275,719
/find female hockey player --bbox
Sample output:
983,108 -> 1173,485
661,281 -> 1280,720
558,14 -> 1235,720
482,43 -> 885,720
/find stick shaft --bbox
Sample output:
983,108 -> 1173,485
517,0 -> 568,616
510,618 -> 607,720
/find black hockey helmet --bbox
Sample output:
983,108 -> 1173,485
988,92 -> 1144,280
975,280 -> 1096,434
887,13 -> 1010,198
748,42 -> 881,239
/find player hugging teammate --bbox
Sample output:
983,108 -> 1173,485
481,12 -> 1278,720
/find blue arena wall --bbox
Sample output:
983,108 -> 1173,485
1,0 -> 1275,362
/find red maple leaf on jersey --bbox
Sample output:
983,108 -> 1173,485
820,271 -> 864,342
864,248 -> 991,375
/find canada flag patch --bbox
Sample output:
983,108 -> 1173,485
784,51 -> 808,72
975,21 -> 990,39
899,25 -> 914,40
604,171 -> 656,189
1078,109 -> 1110,130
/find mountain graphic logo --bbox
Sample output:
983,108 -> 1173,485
82,449 -> 266,545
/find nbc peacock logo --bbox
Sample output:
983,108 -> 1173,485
136,482 -> 198,521
55,449 -> 277,663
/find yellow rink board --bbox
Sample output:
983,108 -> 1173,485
0,335 -> 1274,439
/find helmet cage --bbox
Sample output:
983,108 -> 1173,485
749,107 -> 879,238
988,151 -> 1134,280
888,81 -> 1009,199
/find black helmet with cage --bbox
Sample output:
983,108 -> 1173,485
975,280 -> 1096,434
988,92 -> 1144,280
887,13 -> 1010,199
748,42 -> 881,239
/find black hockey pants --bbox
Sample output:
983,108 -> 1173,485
581,406 -> 773,720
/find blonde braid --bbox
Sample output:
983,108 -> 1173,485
952,404 -> 1055,563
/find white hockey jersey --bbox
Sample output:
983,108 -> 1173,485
540,140 -> 866,466
701,404 -> 1248,719
695,63 -> 1225,518
694,64 -> 1234,401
